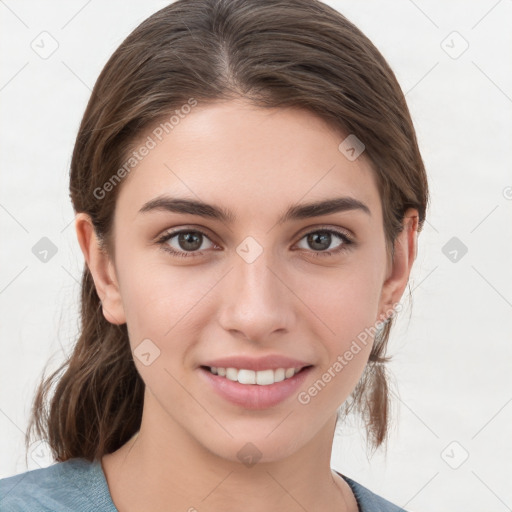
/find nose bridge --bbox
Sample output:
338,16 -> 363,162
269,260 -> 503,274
234,236 -> 284,307
219,236 -> 292,339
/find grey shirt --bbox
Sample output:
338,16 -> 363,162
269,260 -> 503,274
0,458 -> 407,511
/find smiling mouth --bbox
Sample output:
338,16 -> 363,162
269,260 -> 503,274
200,365 -> 312,385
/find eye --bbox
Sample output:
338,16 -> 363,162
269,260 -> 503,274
156,229 -> 216,258
156,226 -> 355,259
295,228 -> 354,257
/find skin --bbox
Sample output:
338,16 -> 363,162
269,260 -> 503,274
76,99 -> 418,512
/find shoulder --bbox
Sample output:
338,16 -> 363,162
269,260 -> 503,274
0,457 -> 116,512
337,472 -> 408,512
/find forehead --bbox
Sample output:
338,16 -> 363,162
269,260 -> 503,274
115,99 -> 381,224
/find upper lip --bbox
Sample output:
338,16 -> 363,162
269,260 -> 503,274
200,355 -> 312,371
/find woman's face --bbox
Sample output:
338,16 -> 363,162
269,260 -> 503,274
85,99 -> 414,463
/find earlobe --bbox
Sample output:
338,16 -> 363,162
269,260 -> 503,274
74,213 -> 126,325
377,208 -> 419,321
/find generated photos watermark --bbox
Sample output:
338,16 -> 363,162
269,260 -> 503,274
93,98 -> 198,200
297,302 -> 402,405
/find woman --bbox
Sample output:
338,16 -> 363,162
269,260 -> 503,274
0,0 -> 428,510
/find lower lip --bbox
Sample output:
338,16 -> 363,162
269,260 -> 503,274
198,366 -> 313,410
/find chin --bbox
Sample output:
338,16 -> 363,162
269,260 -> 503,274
192,420 -> 312,467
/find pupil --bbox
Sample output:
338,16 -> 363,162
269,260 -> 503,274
308,232 -> 330,251
179,232 -> 202,251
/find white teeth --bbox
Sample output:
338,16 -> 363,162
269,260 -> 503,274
274,368 -> 285,382
238,369 -> 256,384
285,368 -> 295,379
226,368 -> 238,381
256,369 -> 273,385
208,366 -> 302,385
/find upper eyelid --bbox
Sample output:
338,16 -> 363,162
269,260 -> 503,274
296,225 -> 354,241
157,226 -> 217,245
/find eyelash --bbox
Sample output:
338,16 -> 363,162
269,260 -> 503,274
156,227 -> 355,259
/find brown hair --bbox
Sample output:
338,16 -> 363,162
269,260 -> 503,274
25,0 -> 428,464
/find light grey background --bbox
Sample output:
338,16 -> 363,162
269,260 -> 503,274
1,1 -> 511,511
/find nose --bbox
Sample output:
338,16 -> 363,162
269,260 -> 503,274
218,245 -> 295,344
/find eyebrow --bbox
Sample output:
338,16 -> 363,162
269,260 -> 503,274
138,195 -> 371,224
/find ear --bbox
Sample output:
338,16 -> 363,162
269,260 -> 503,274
376,208 -> 419,323
74,212 -> 126,325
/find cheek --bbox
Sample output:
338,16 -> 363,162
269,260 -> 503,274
294,255 -> 384,396
294,271 -> 381,414
304,259 -> 384,344
116,254 -> 221,359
